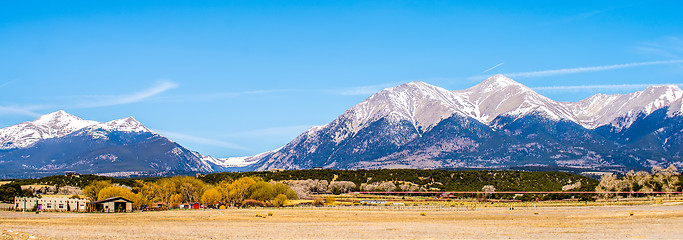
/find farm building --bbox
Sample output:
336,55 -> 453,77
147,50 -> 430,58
179,202 -> 202,209
88,197 -> 133,213
14,197 -> 88,212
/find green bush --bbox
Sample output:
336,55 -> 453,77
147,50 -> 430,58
0,183 -> 34,202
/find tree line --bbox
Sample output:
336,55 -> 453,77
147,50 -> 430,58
82,176 -> 297,210
200,169 -> 602,192
11,174 -> 135,188
3,168 -> 680,204
6,169 -> 607,192
596,165 -> 680,198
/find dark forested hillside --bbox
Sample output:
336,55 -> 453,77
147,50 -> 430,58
11,174 -> 137,188
200,169 -> 599,192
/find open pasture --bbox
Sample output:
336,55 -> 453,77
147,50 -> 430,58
1,204 -> 682,239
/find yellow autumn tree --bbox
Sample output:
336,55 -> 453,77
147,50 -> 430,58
228,177 -> 257,206
133,180 -> 157,208
169,193 -> 183,208
82,180 -> 112,201
272,194 -> 288,207
201,187 -> 223,206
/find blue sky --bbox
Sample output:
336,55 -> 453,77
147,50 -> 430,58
1,1 -> 683,157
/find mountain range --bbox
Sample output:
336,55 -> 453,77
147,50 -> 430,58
239,74 -> 683,172
0,111 -> 219,178
1,74 -> 682,178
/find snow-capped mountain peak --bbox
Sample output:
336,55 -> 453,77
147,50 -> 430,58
243,75 -> 683,172
568,84 -> 683,129
34,110 -> 73,124
0,111 -> 219,178
0,111 -> 154,150
101,116 -> 152,133
343,80 -> 475,134
0,110 -> 99,149
297,76 -> 683,149
32,110 -> 99,133
469,74 -> 530,94
456,74 -> 577,124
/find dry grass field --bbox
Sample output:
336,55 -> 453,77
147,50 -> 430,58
1,204 -> 682,239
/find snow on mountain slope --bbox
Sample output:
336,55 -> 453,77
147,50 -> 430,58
339,81 -> 476,135
568,85 -> 683,130
203,155 -> 260,168
0,111 -> 154,149
455,74 -> 578,124
100,117 -> 152,133
4,76 -> 683,174
270,81 -> 480,153
0,110 -> 98,149
0,111 -> 221,177
244,75 -> 683,171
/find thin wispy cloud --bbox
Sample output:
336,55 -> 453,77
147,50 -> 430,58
153,129 -> 250,151
0,80 -> 15,89
508,60 -> 683,78
542,8 -> 615,26
469,60 -> 683,80
225,125 -> 314,138
533,83 -> 683,92
0,80 -> 179,117
481,62 -> 505,74
75,80 -> 178,108
557,9 -> 608,23
635,36 -> 683,59
158,79 -> 423,101
0,106 -> 41,117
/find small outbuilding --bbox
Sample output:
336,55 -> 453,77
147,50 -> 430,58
145,202 -> 167,211
189,202 -> 201,209
88,197 -> 133,213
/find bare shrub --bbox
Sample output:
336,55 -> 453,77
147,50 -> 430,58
595,173 -> 625,199
562,181 -> 582,191
398,182 -> 420,191
328,181 -> 356,193
282,179 -> 329,198
360,181 -> 396,192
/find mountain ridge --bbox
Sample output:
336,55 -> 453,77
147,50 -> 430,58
231,74 -> 683,171
0,111 -> 219,178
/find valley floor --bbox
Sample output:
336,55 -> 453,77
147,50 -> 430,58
1,204 -> 682,239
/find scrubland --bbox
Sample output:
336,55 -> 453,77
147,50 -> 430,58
1,203 -> 682,239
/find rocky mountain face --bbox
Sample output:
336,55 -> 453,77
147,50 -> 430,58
0,111 -> 218,178
242,74 -> 683,172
